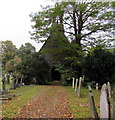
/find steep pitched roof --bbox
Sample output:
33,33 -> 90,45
40,23 -> 74,66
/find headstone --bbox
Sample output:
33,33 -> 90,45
100,84 -> 110,119
10,77 -> 16,90
20,78 -> 23,86
75,79 -> 78,92
112,84 -> 115,119
88,85 -> 99,119
96,83 -> 98,91
72,77 -> 75,89
15,78 -> 19,87
2,75 -> 6,91
7,73 -> 10,84
77,77 -> 82,97
107,82 -> 111,98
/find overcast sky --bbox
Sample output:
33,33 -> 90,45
0,0 -> 53,51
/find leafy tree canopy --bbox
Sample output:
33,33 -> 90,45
30,1 -> 114,48
0,40 -> 17,67
17,42 -> 36,59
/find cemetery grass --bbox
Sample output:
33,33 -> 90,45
2,85 -> 45,118
65,86 -> 101,118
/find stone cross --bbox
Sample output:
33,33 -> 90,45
88,85 -> 99,119
77,77 -> 82,97
107,82 -> 111,98
75,79 -> 78,93
100,84 -> 110,119
72,77 -> 75,89
96,83 -> 98,91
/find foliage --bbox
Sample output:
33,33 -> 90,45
84,48 -> 115,86
15,52 -> 51,85
17,42 -> 36,59
30,1 -> 114,48
1,40 -> 17,68
5,56 -> 22,73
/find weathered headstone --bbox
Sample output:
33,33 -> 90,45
72,77 -> 75,89
100,84 -> 110,119
7,73 -> 10,84
88,85 -> 99,119
75,79 -> 78,93
77,77 -> 82,97
96,83 -> 98,91
19,78 -> 23,86
107,82 -> 111,98
2,75 -> 6,91
10,76 -> 16,90
112,84 -> 115,119
15,78 -> 19,87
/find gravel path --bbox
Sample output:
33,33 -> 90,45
17,84 -> 73,118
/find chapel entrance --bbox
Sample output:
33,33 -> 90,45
51,65 -> 61,81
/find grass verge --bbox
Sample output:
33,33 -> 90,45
2,85 -> 44,118
65,86 -> 100,118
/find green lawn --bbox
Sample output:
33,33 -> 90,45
65,86 -> 101,118
2,85 -> 45,118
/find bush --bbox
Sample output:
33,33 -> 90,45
15,52 -> 51,85
84,48 -> 115,86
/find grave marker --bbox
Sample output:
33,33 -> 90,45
75,79 -> 78,92
100,84 -> 110,119
107,82 -> 111,98
96,83 -> 98,91
88,85 -> 99,119
72,77 -> 75,88
77,77 -> 82,97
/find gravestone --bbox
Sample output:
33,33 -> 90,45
7,73 -> 10,84
96,83 -> 98,91
100,84 -> 110,119
77,77 -> 82,97
88,85 -> 99,119
107,82 -> 111,98
75,79 -> 78,93
10,76 -> 16,90
2,75 -> 6,91
72,77 -> 75,89
19,78 -> 23,86
112,84 -> 115,119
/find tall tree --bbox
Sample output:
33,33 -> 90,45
30,1 -> 114,48
17,42 -> 36,59
0,40 -> 16,67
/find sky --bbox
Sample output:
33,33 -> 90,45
0,0 -> 53,51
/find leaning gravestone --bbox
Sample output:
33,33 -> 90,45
100,84 -> 110,119
107,82 -> 111,98
77,77 -> 82,97
88,85 -> 99,119
75,79 -> 78,93
72,77 -> 75,89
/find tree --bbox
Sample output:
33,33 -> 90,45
17,42 -> 36,59
0,40 -> 17,67
5,56 -> 22,72
15,52 -> 51,85
30,1 -> 114,48
84,48 -> 115,86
